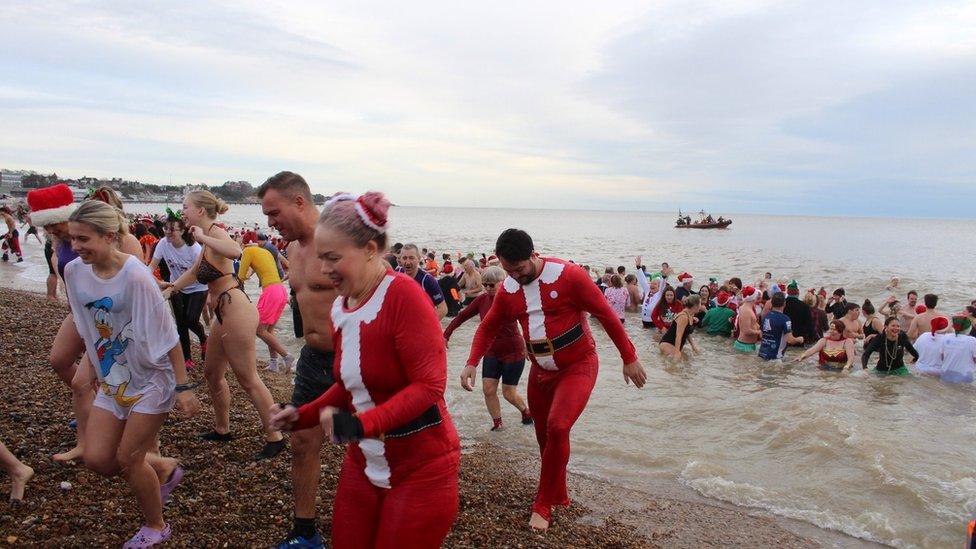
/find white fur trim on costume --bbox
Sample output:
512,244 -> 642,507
331,274 -> 395,489
354,201 -> 386,233
539,261 -> 565,284
324,192 -> 358,209
503,276 -> 519,294
30,203 -> 76,227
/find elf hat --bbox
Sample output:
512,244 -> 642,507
27,184 -> 77,227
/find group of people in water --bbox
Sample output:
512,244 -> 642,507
592,263 -> 976,381
0,175 -> 973,548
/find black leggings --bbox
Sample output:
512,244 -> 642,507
171,290 -> 208,359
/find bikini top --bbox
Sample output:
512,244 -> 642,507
819,345 -> 848,365
195,224 -> 237,285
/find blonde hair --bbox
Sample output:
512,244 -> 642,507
90,186 -> 124,210
69,200 -> 129,237
186,190 -> 229,219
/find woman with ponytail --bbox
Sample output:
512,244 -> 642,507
64,200 -> 199,548
659,294 -> 703,360
163,190 -> 285,460
270,191 -> 460,549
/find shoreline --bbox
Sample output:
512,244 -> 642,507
0,287 -> 878,547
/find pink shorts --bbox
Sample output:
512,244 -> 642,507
257,282 -> 288,326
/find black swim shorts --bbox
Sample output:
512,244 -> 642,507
290,345 -> 336,407
482,356 -> 526,386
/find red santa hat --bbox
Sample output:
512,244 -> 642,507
27,184 -> 77,227
741,285 -> 760,302
677,272 -> 694,285
716,291 -> 732,307
915,304 -> 928,315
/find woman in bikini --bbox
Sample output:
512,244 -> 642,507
163,190 -> 284,460
792,320 -> 856,370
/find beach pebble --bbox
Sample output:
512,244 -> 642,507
59,481 -> 72,491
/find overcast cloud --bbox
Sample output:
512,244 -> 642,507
2,1 -> 974,216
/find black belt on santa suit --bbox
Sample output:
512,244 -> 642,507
385,405 -> 442,439
526,323 -> 584,357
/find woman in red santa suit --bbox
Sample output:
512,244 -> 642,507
459,228 -> 647,531
270,191 -> 460,549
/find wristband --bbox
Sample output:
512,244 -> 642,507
332,410 -> 365,442
175,382 -> 199,393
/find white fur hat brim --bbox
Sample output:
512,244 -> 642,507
30,203 -> 77,227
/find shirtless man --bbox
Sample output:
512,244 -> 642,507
907,293 -> 952,342
734,286 -> 762,352
0,206 -> 23,262
259,172 -> 336,549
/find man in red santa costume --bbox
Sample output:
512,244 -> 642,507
459,228 -> 647,530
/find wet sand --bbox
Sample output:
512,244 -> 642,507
0,287 -> 865,547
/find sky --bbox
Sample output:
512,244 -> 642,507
2,1 -> 975,217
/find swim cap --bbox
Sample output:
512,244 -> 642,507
931,316 -> 949,335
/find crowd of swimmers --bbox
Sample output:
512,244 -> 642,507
0,176 -> 973,548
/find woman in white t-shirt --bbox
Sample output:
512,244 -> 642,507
65,200 -> 200,548
150,215 -> 208,371
940,316 -> 976,384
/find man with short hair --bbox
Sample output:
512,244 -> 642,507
258,171 -> 336,549
675,272 -> 694,300
758,294 -> 804,360
459,228 -> 646,531
397,244 -> 447,319
899,290 -> 920,326
907,293 -> 952,341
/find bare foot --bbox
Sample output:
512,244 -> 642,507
529,512 -> 549,531
53,445 -> 84,463
10,465 -> 34,503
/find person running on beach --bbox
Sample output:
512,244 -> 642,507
939,317 -> 976,384
163,190 -> 285,460
258,172 -> 338,548
149,212 -> 208,371
861,317 -> 918,375
0,439 -> 33,504
271,191 -> 461,549
913,317 -> 948,377
700,291 -> 735,337
734,286 -> 762,353
907,294 -> 951,341
238,239 -> 295,373
659,295 -> 702,360
65,200 -> 200,548
758,293 -> 804,360
459,228 -> 646,530
444,265 -> 531,431
396,243 -> 447,319
0,206 -> 23,262
792,320 -> 855,370
28,184 -> 145,462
